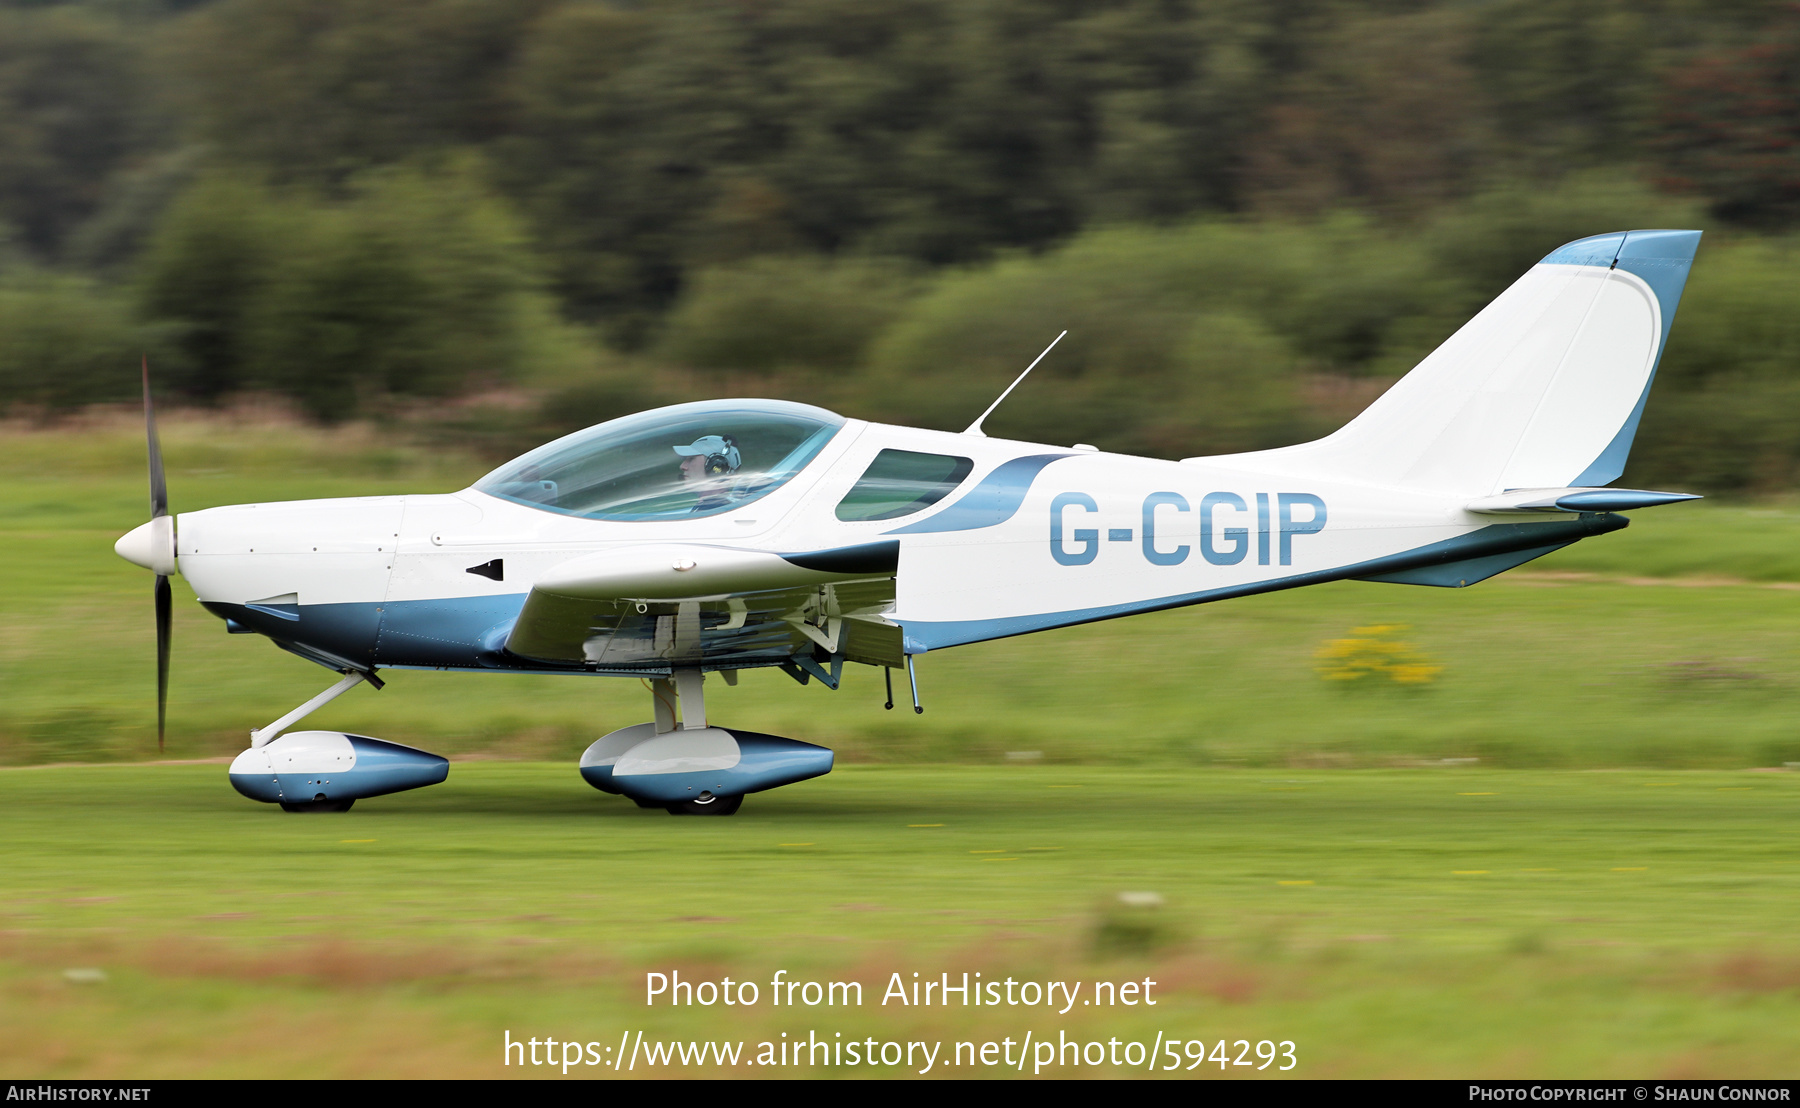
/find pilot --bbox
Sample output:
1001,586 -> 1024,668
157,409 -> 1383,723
673,434 -> 742,511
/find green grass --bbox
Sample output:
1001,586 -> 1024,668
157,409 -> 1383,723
2,762 -> 1797,1077
1523,499 -> 1800,582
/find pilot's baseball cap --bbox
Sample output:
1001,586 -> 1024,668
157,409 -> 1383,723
673,436 -> 741,473
672,434 -> 734,458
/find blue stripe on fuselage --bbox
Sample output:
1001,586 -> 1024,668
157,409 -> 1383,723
206,594 -> 534,672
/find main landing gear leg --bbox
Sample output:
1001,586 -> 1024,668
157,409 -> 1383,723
662,668 -> 742,816
580,668 -> 831,814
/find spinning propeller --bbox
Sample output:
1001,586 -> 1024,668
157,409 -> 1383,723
113,360 -> 177,750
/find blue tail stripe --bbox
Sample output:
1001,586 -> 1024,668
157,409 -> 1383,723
1539,232 -> 1627,268
1567,228 -> 1702,487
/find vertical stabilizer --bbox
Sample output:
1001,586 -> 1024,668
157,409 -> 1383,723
1199,229 -> 1702,496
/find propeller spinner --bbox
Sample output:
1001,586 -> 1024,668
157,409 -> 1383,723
113,359 -> 175,750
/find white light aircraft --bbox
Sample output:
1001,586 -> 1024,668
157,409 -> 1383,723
115,230 -> 1703,814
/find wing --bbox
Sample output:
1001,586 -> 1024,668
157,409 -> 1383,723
504,541 -> 902,671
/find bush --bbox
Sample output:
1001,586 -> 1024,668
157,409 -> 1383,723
852,222 -> 1362,456
133,173 -> 295,401
653,256 -> 919,373
1622,236 -> 1800,493
135,162 -> 596,420
0,272 -> 164,412
246,166 -> 567,419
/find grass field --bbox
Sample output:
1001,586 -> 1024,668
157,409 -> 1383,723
4,414 -> 1800,1078
4,762 -> 1799,1078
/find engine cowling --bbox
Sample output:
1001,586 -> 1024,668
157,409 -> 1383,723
229,731 -> 449,805
580,724 -> 832,805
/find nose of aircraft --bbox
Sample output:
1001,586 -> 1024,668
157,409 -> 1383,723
115,516 -> 177,575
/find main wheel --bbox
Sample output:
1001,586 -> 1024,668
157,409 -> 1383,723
666,792 -> 743,816
280,798 -> 356,813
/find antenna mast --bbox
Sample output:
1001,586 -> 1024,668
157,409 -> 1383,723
963,330 -> 1067,437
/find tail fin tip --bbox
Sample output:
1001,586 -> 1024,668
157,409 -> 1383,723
1540,228 -> 1703,271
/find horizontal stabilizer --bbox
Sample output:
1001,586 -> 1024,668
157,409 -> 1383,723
1359,542 -> 1572,588
1466,487 -> 1701,514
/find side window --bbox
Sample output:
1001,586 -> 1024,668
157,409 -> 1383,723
836,449 -> 974,522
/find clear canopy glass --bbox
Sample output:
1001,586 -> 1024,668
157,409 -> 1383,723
474,399 -> 846,521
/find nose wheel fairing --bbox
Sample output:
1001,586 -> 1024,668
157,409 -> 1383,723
229,731 -> 449,806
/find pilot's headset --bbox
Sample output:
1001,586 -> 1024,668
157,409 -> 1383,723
676,434 -> 742,477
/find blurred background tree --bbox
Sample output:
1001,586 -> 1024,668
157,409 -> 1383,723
1655,4 -> 1800,227
0,0 -> 1797,491
0,4 -> 155,261
0,271 -> 162,411
133,163 -> 590,419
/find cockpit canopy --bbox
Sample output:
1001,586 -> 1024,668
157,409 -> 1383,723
474,399 -> 846,520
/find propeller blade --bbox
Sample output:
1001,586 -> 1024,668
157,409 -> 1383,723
143,357 -> 167,520
154,573 -> 171,752
146,357 -> 171,752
